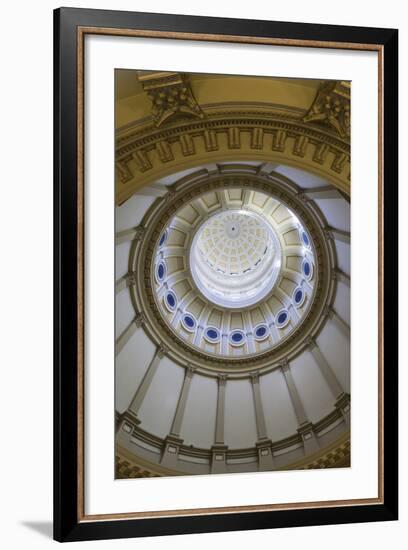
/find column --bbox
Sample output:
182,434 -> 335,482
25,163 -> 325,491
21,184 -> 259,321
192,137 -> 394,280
169,366 -> 195,437
281,361 -> 308,426
211,374 -> 228,474
327,306 -> 350,339
214,375 -> 227,445
161,365 -> 195,468
281,361 -> 319,454
115,313 -> 145,356
250,373 -> 268,440
250,373 -> 274,470
307,338 -> 344,399
127,345 -> 167,419
116,343 -> 166,434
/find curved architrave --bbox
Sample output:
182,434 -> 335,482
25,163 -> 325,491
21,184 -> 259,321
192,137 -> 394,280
128,167 -> 337,377
116,110 -> 350,205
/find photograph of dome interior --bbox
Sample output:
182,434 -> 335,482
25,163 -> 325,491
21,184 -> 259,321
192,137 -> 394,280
115,70 -> 350,478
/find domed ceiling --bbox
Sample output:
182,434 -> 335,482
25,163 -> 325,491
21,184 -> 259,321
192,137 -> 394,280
152,183 -> 316,361
115,71 -> 351,478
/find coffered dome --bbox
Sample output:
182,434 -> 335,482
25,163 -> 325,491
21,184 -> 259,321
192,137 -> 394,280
190,209 -> 281,308
151,179 -> 319,363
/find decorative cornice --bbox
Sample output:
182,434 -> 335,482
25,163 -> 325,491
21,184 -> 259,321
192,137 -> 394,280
115,109 -> 350,204
133,226 -> 146,241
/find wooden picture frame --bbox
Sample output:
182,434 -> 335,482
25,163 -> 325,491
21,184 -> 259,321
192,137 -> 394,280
54,7 -> 398,542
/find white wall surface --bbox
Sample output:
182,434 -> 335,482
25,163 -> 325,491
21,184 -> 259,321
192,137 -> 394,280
116,195 -> 156,232
115,288 -> 135,338
138,357 -> 185,438
0,1 -> 406,549
115,240 -> 131,279
290,352 -> 335,422
116,329 -> 156,412
224,379 -> 258,448
333,281 -> 351,325
314,198 -> 350,233
317,321 -> 351,392
181,374 -> 218,448
260,369 -> 300,440
336,239 -> 351,275
275,165 -> 329,189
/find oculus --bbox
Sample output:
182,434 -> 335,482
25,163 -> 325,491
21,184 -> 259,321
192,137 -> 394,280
164,290 -> 177,312
204,327 -> 221,343
158,229 -> 168,247
253,324 -> 270,341
229,330 -> 246,346
155,260 -> 166,284
293,287 -> 306,308
276,309 -> 290,329
302,258 -> 313,281
181,313 -> 197,332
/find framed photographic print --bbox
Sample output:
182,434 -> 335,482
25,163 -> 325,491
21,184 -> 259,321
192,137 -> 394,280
54,7 -> 398,542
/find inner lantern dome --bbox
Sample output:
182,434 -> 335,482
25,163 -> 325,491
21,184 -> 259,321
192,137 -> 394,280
189,210 -> 282,308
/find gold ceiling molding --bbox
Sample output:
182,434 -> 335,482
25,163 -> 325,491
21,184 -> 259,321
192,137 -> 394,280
115,110 -> 350,205
115,455 -> 159,479
115,74 -> 350,205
